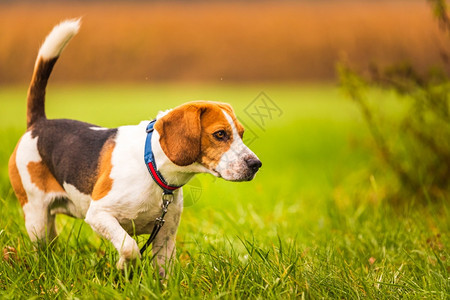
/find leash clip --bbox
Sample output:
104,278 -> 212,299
155,217 -> 165,226
139,192 -> 175,255
162,192 -> 173,213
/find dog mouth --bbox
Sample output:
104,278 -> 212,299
211,168 -> 221,178
212,164 -> 261,182
237,168 -> 260,181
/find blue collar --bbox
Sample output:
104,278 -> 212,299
144,120 -> 181,194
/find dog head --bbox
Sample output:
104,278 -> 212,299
154,101 -> 261,181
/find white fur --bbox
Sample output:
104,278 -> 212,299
60,183 -> 91,219
89,127 -> 109,131
38,19 -> 80,60
156,109 -> 172,119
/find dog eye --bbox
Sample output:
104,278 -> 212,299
213,130 -> 227,141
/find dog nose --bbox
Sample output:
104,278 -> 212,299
246,158 -> 262,173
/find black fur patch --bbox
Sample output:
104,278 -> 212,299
31,119 -> 118,195
27,57 -> 58,128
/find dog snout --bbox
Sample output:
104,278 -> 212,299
245,158 -> 262,173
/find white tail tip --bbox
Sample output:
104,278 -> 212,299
38,18 -> 81,60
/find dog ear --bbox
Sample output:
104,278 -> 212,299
155,104 -> 204,166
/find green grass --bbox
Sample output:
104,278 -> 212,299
0,84 -> 448,299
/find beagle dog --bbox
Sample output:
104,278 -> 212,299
8,20 -> 261,275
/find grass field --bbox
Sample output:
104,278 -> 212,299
0,84 -> 448,298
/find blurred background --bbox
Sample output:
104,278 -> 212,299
0,1 -> 449,297
0,0 -> 446,84
2,0 -> 448,201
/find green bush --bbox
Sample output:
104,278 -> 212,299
338,0 -> 450,203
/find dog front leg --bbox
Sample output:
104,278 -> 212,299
151,206 -> 181,278
85,207 -> 140,269
152,229 -> 176,278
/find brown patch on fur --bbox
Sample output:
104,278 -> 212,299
155,103 -> 203,166
27,161 -> 65,193
8,141 -> 28,206
91,140 -> 115,200
156,101 -> 237,168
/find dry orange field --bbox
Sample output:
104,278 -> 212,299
0,1 -> 447,83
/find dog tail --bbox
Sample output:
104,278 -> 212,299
27,19 -> 81,129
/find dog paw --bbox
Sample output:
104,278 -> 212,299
116,237 -> 141,269
116,256 -> 133,270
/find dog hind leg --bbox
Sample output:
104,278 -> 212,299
23,198 -> 57,245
